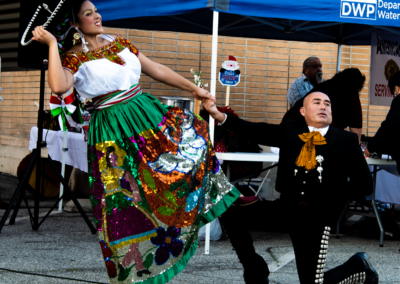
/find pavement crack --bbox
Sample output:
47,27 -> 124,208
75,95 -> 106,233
266,247 -> 280,266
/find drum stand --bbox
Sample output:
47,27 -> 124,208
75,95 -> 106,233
0,63 -> 96,234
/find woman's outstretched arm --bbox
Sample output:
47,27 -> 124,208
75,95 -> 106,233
32,26 -> 74,94
139,52 -> 214,102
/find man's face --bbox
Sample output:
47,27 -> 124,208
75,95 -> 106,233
300,92 -> 332,128
304,59 -> 323,84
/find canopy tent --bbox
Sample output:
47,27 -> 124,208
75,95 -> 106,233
92,0 -> 400,253
96,0 -> 400,45
96,0 -> 400,88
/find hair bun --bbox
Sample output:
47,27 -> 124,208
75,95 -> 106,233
52,0 -> 89,53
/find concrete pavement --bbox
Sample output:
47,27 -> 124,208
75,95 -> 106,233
0,173 -> 399,284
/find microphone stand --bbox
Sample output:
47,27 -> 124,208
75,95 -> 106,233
0,60 -> 96,234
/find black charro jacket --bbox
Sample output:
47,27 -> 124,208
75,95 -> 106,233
223,115 -> 373,204
368,95 -> 400,174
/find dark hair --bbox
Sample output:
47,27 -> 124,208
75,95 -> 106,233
305,67 -> 366,101
53,0 -> 88,52
106,146 -> 116,168
388,71 -> 400,95
303,57 -> 320,73
71,0 -> 89,23
331,68 -> 366,94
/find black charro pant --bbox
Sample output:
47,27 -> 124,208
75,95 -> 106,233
220,197 -> 364,284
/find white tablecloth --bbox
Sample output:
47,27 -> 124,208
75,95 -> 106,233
29,127 -> 88,173
369,164 -> 400,205
217,152 -> 400,205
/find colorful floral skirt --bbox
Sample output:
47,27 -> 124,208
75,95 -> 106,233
87,91 -> 240,283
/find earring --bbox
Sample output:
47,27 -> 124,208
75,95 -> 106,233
72,31 -> 81,45
73,27 -> 89,53
73,32 -> 81,45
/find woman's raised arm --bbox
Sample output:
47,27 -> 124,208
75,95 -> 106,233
32,26 -> 74,95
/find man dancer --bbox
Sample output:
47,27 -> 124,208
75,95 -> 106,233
203,92 -> 379,284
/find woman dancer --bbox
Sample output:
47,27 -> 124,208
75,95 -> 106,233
30,0 -> 239,283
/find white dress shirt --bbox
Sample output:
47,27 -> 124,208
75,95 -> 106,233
218,113 -> 228,125
308,125 -> 329,136
270,126 -> 329,154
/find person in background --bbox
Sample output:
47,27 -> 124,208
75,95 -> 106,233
203,92 -> 378,284
287,57 -> 324,108
365,71 -> 400,174
284,68 -> 365,143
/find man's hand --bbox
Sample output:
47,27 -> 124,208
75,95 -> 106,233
364,147 -> 371,157
203,99 -> 226,123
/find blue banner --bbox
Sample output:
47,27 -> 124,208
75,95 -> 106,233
93,0 -> 210,21
94,0 -> 400,46
215,0 -> 400,27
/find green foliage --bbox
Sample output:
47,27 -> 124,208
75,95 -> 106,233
143,169 -> 156,190
143,253 -> 154,269
164,191 -> 177,206
158,206 -> 176,216
118,263 -> 132,282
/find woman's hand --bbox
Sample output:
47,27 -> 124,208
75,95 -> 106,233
191,87 -> 215,102
32,26 -> 57,46
203,99 -> 226,123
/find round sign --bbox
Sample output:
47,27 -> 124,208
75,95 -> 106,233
384,59 -> 399,81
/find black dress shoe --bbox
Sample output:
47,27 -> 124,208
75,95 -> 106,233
247,277 -> 269,284
354,252 -> 379,284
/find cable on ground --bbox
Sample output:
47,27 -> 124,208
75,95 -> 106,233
0,267 -> 109,284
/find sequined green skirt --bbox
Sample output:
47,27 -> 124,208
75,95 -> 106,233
87,90 -> 240,283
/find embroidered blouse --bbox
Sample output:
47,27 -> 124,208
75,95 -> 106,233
60,35 -> 141,99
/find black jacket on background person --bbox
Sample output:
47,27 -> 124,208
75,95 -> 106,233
368,95 -> 400,174
283,69 -> 364,130
223,114 -> 373,202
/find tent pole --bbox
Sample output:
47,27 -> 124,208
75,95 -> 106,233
209,11 -> 219,143
205,10 -> 219,256
336,43 -> 342,73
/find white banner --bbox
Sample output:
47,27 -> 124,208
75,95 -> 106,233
370,31 -> 400,106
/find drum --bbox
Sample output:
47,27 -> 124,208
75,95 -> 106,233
17,153 -> 72,198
